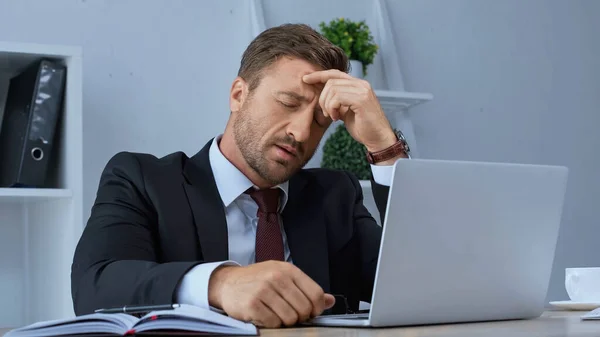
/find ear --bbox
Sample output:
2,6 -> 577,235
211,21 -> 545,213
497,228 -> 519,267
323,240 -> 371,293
229,76 -> 247,113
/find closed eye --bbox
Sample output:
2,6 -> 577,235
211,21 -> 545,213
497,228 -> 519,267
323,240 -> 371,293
279,101 -> 299,109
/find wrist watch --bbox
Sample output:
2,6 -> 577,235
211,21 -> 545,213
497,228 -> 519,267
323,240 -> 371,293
365,129 -> 411,164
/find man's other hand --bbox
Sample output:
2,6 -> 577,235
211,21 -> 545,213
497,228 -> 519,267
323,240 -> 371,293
207,261 -> 335,328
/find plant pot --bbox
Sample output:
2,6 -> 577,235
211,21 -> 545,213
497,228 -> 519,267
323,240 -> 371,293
349,60 -> 364,78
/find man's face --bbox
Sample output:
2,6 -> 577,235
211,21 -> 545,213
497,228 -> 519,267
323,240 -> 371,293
232,57 -> 331,186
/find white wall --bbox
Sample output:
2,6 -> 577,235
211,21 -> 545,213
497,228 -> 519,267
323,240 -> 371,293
1,0 -> 599,304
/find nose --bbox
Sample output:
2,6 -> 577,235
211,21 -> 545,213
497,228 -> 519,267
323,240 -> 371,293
286,107 -> 313,143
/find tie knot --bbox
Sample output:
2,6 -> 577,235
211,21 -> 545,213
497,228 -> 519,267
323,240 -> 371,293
246,188 -> 280,213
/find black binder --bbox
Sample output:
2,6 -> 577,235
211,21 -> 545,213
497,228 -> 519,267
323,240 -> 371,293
0,59 -> 66,188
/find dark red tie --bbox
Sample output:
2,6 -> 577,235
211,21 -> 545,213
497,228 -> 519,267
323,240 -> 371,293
246,188 -> 285,262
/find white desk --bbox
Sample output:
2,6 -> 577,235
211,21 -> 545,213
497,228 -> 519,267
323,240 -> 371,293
259,311 -> 600,337
1,310 -> 599,336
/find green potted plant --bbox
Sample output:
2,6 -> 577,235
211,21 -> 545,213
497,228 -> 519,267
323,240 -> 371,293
321,124 -> 372,181
318,17 -> 378,77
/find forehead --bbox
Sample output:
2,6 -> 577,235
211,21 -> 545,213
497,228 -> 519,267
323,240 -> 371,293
261,57 -> 323,88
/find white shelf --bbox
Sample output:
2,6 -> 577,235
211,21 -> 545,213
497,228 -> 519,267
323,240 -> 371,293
375,90 -> 433,112
0,41 -> 83,329
0,188 -> 72,201
0,41 -> 81,76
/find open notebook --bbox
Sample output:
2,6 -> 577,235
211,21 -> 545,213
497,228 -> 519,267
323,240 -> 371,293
4,304 -> 257,336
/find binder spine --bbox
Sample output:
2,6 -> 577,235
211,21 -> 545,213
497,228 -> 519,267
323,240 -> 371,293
0,59 -> 66,188
21,61 -> 66,187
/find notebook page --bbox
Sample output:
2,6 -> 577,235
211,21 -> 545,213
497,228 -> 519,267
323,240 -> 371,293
4,313 -> 139,337
135,320 -> 256,335
6,322 -> 126,337
136,304 -> 256,334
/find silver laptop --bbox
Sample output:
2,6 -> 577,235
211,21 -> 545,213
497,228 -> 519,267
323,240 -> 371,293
308,158 -> 568,327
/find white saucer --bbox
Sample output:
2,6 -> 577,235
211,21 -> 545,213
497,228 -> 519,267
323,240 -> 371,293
549,300 -> 600,311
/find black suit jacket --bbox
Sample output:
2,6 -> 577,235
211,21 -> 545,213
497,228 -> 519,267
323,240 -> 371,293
71,139 -> 390,316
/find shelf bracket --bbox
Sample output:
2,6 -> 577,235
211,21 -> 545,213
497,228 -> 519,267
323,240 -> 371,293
372,0 -> 419,157
249,0 -> 266,38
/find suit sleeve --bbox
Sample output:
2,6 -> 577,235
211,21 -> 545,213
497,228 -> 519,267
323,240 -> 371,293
71,152 -> 201,315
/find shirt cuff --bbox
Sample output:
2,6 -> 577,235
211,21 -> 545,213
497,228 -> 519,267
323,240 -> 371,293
176,260 -> 240,311
370,164 -> 394,186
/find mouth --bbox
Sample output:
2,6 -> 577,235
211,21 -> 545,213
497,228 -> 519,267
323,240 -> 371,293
277,144 -> 298,156
274,144 -> 298,160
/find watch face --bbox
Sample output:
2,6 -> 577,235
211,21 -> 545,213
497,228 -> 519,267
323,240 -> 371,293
396,130 -> 410,154
395,129 -> 406,141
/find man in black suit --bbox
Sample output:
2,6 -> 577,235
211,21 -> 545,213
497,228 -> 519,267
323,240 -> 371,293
71,23 -> 409,328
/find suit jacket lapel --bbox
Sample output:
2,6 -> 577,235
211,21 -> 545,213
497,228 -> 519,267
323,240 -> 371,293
182,140 -> 229,262
283,172 -> 331,293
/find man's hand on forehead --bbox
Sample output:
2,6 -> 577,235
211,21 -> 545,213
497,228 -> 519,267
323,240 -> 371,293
302,69 -> 353,84
301,69 -> 397,154
302,69 -> 371,120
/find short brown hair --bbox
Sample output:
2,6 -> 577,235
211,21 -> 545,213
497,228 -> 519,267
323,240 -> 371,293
238,23 -> 349,91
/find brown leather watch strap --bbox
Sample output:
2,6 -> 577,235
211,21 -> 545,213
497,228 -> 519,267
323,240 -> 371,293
366,137 -> 410,164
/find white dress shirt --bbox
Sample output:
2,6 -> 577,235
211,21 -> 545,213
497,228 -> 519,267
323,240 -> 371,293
176,136 -> 395,309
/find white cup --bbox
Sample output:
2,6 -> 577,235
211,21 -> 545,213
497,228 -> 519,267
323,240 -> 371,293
565,267 -> 600,302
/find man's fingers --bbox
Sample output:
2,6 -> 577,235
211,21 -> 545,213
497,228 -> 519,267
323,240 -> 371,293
319,81 -> 365,121
323,294 -> 336,309
319,78 -> 356,87
248,297 -> 282,328
318,79 -> 353,117
280,283 -> 314,322
325,92 -> 362,122
302,69 -> 353,84
325,96 -> 342,121
266,268 -> 313,323
318,79 -> 332,119
289,267 -> 331,317
267,265 -> 314,322
321,81 -> 337,120
260,285 -> 299,327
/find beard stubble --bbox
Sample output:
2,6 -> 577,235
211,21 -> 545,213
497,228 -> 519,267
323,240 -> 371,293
233,107 -> 313,186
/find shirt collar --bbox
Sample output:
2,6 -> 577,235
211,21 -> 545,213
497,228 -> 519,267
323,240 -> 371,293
208,135 -> 289,211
